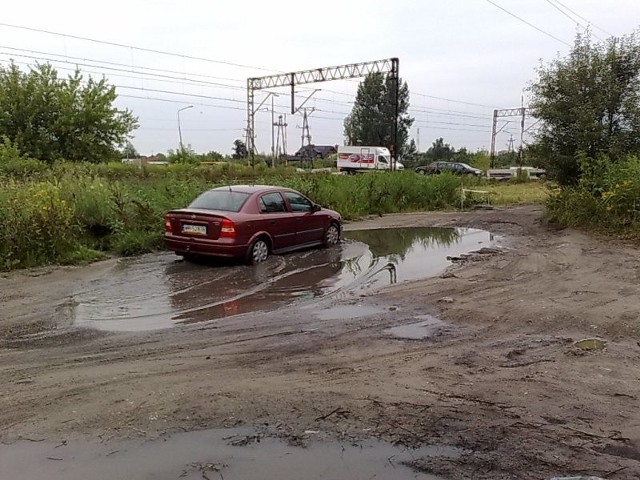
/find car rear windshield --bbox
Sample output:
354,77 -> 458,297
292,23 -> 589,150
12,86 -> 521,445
188,190 -> 250,212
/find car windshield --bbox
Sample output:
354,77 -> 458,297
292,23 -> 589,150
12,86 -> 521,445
459,163 -> 475,169
188,190 -> 250,212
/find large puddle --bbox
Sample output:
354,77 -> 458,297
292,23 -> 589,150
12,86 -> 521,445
0,427 -> 454,479
71,227 -> 498,331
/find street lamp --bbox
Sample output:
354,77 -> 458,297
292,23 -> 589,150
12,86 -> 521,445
177,105 -> 193,151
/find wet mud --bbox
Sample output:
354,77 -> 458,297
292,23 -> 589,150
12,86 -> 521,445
3,206 -> 640,479
71,227 -> 497,331
0,427 -> 459,480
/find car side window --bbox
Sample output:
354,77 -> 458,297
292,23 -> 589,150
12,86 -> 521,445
259,192 -> 288,213
283,192 -> 313,212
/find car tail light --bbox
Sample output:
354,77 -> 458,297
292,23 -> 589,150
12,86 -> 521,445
165,215 -> 173,233
220,218 -> 236,238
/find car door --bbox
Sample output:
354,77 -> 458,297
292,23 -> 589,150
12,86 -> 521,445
256,192 -> 297,251
282,191 -> 326,245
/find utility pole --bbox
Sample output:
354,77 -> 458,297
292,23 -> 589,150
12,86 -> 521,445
519,97 -> 526,167
274,114 -> 288,165
271,95 -> 275,167
507,134 -> 515,153
177,105 -> 193,151
392,60 -> 400,171
299,107 -> 314,149
246,92 -> 274,168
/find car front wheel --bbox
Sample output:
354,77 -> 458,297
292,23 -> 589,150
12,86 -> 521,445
247,238 -> 269,265
417,169 -> 426,175
323,223 -> 340,247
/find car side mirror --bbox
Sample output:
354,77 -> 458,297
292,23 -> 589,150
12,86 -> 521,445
312,203 -> 322,212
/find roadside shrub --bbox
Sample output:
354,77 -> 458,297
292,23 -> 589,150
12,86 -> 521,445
0,181 -> 81,268
0,137 -> 48,178
283,172 -> 462,219
546,155 -> 640,234
0,161 -> 484,270
111,230 -> 163,256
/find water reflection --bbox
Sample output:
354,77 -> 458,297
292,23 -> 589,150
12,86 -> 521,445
71,227 -> 497,331
346,227 -> 461,258
166,247 -> 346,324
330,227 -> 490,295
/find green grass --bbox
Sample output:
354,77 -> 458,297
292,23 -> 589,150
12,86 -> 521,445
485,181 -> 550,205
0,162 -> 548,270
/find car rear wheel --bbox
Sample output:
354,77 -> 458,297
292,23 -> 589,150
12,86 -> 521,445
323,223 -> 340,247
247,238 -> 269,265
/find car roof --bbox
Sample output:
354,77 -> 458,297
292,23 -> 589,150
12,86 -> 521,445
209,185 -> 288,194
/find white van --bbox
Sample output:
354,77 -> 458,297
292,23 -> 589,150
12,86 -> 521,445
337,146 -> 404,174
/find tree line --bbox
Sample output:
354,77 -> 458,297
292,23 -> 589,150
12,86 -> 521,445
1,27 -> 639,184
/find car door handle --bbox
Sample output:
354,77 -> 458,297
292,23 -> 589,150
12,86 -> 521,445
270,220 -> 276,225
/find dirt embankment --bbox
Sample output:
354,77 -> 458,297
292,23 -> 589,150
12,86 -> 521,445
1,205 -> 640,479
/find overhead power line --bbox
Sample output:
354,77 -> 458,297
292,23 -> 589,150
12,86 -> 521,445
484,0 -> 571,47
543,0 -> 603,41
0,50 -> 245,91
3,53 -> 496,127
117,94 -> 247,112
0,45 -> 245,85
549,0 -> 613,37
411,92 -> 498,109
1,38 -> 500,116
0,22 -> 277,72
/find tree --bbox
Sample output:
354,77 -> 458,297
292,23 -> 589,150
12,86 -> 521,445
401,138 -> 419,167
121,141 -> 138,159
203,150 -> 224,161
344,73 -> 414,157
232,139 -> 248,159
425,137 -> 455,161
528,30 -> 640,184
167,145 -> 198,164
0,62 -> 138,163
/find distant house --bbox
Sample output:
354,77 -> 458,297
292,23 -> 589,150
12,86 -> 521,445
293,144 -> 338,159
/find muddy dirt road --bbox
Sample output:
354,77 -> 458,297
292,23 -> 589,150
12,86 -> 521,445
1,205 -> 640,479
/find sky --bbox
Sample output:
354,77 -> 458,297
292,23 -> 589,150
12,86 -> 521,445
2,0 -> 639,157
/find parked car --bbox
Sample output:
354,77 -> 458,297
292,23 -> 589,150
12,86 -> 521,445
415,162 -> 484,176
164,185 -> 342,265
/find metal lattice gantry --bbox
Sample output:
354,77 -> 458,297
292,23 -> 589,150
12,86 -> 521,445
490,107 -> 530,168
247,58 -> 399,166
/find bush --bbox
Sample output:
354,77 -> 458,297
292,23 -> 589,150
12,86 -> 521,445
546,155 -> 640,234
0,180 -> 81,268
0,162 -> 482,270
0,137 -> 48,178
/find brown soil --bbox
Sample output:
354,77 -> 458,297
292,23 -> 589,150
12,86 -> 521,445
1,204 -> 639,479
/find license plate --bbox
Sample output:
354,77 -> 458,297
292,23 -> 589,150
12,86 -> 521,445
181,224 -> 207,235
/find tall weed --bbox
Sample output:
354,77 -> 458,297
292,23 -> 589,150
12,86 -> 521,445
546,155 -> 640,234
0,162 -> 476,270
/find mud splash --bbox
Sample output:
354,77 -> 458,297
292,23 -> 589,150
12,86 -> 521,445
71,227 -> 498,331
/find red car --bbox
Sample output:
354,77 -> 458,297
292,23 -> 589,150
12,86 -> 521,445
164,185 -> 342,264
